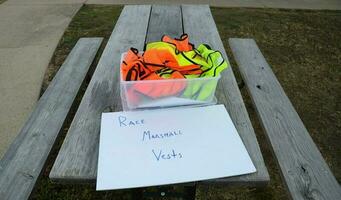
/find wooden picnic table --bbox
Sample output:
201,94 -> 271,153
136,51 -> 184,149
2,4 -> 340,200
49,5 -> 269,187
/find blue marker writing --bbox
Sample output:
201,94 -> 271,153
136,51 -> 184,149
152,149 -> 183,161
118,115 -> 144,127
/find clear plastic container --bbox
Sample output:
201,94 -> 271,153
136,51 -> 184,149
120,53 -> 220,110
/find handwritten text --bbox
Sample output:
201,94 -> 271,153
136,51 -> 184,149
142,130 -> 182,141
152,149 -> 183,161
118,116 -> 144,127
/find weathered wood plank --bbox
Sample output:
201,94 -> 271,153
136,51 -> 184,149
143,5 -> 196,188
145,5 -> 183,43
182,5 -> 269,186
49,5 -> 151,182
0,38 -> 103,200
229,38 -> 341,199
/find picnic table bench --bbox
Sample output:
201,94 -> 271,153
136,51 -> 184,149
0,38 -> 103,200
0,4 -> 340,200
229,39 -> 341,200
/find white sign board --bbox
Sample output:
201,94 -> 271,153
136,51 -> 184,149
97,105 -> 256,190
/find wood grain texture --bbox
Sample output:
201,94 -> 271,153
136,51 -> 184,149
49,6 -> 151,182
229,38 -> 341,199
182,5 -> 269,186
0,38 -> 103,200
145,5 -> 183,43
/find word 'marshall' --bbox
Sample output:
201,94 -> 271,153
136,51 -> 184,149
118,115 -> 144,127
142,130 -> 182,141
152,149 -> 183,161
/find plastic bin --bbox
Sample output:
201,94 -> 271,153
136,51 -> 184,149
120,53 -> 220,110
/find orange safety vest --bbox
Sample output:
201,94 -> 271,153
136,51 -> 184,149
161,33 -> 194,52
121,48 -> 187,99
120,34 -> 228,102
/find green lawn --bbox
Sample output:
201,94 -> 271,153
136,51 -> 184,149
33,5 -> 340,200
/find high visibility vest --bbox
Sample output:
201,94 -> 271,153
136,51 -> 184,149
181,44 -> 228,100
120,34 -> 228,101
161,33 -> 194,52
144,42 -> 203,75
121,48 -> 186,99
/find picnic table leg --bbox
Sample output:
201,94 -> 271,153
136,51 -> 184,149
184,185 -> 197,200
136,185 -> 196,199
142,186 -> 179,198
131,188 -> 144,200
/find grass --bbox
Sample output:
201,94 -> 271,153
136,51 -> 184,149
40,5 -> 123,94
212,7 -> 341,179
206,7 -> 341,200
33,5 -> 340,200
